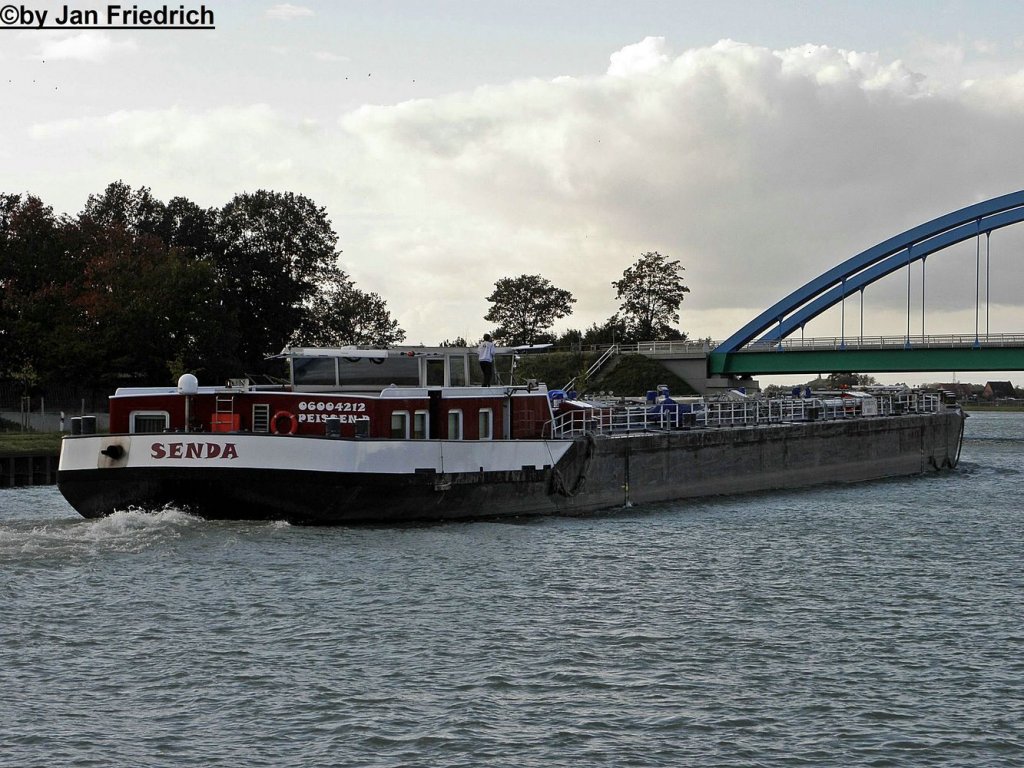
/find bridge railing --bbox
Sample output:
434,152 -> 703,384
547,392 -> 944,437
618,340 -> 714,355
571,332 -> 1024,358
740,333 -> 1024,352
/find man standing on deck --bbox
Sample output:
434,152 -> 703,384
478,334 -> 496,386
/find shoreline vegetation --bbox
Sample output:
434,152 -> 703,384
0,432 -> 64,456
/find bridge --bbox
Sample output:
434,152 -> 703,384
583,191 -> 1024,392
708,333 -> 1024,377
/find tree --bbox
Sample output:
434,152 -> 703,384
484,274 -> 576,346
565,315 -> 630,347
216,190 -> 405,369
79,184 -> 230,382
0,194 -> 82,381
82,181 -> 166,237
612,251 -> 690,342
827,373 -> 878,388
1,184 -> 406,386
215,190 -> 344,372
158,196 -> 218,260
155,196 -> 233,380
72,202 -> 222,386
295,267 -> 405,347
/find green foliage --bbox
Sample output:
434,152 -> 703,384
596,354 -> 698,397
0,430 -> 64,455
484,274 -> 576,346
82,180 -> 166,234
0,182 -> 405,387
825,373 -> 878,388
612,251 -> 690,342
297,270 -> 406,349
215,190 -> 345,371
73,201 -> 224,384
554,315 -> 629,347
513,351 -> 601,391
512,351 -> 697,397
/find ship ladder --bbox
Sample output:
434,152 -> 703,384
214,393 -> 236,432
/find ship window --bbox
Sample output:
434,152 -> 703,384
292,357 -> 337,386
448,355 -> 467,387
339,356 -> 418,387
391,411 -> 410,439
426,359 -> 445,386
447,410 -> 463,440
478,408 -> 493,440
252,404 -> 271,433
469,353 -> 513,386
354,416 -> 370,438
413,410 -> 429,440
130,411 -> 169,434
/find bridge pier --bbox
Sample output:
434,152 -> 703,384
658,357 -> 760,395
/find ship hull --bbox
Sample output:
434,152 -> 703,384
57,409 -> 966,524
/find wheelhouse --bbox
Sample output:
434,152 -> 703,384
107,346 -> 553,441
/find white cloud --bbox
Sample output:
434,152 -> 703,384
35,32 -> 137,62
973,38 -> 1000,56
337,39 -> 1024,340
960,69 -> 1024,111
776,44 -> 925,93
265,4 -> 314,21
313,51 -> 350,63
607,36 -> 671,77
17,38 -> 1024,345
27,105 -> 342,213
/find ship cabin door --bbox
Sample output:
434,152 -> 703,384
428,390 -> 442,439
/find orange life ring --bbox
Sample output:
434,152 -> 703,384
272,410 -> 297,435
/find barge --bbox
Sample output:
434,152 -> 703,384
57,346 -> 966,524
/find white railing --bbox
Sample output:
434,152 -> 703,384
575,333 -> 1024,356
563,344 -> 620,391
741,333 -> 1024,352
548,392 -> 945,438
620,339 -> 714,355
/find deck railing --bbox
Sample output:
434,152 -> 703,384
548,392 -> 944,438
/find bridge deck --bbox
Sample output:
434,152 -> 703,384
601,335 -> 1024,377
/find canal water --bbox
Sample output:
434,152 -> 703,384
1,413 -> 1022,767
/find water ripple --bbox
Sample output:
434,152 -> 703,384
1,413 -> 1023,766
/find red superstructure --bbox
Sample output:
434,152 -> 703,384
107,346 -> 553,441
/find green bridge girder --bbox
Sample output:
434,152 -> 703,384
708,346 -> 1024,376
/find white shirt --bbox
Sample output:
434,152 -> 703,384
478,340 -> 495,362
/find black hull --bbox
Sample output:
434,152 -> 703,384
57,466 -> 560,524
57,410 -> 966,525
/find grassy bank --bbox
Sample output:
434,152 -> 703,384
0,431 -> 64,456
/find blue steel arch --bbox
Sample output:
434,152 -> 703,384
716,190 -> 1024,354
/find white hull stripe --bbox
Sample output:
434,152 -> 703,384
59,435 -> 574,475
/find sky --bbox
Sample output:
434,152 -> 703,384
6,0 -> 1024,384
